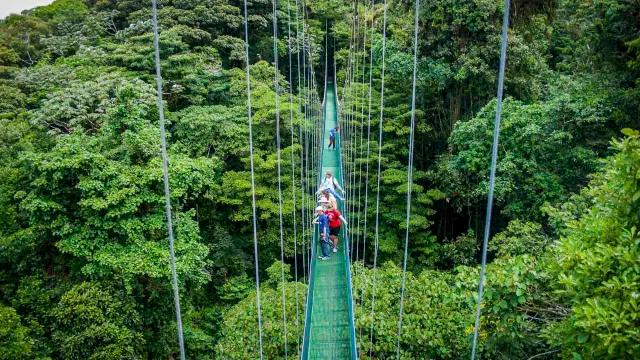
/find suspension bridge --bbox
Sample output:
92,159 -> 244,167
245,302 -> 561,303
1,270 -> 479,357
149,0 -> 512,357
301,83 -> 358,359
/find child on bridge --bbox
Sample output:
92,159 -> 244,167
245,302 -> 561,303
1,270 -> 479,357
313,206 -> 332,260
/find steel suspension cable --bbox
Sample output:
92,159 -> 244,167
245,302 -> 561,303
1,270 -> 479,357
350,5 -> 359,265
241,0 -> 265,355
352,2 -> 369,320
350,8 -> 364,243
286,0 -> 301,349
349,11 -> 359,261
471,1 -> 510,359
305,5 -> 315,226
395,0 -> 420,357
346,10 -> 359,258
352,7 -> 366,265
342,10 -> 353,163
306,13 -> 321,187
359,0 -> 376,330
355,0 -> 373,274
352,0 -> 376,349
295,0 -> 308,286
323,19 -> 328,105
368,0 -> 388,355
303,3 -> 317,280
302,11 -> 311,278
271,0 -> 289,355
150,1 -> 185,359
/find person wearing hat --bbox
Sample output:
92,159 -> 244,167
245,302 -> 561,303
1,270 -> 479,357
312,206 -> 332,260
318,189 -> 337,210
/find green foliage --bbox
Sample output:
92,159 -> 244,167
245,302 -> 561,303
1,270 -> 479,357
172,105 -> 247,158
545,130 -> 640,358
0,0 -> 638,358
353,256 -> 548,359
20,80 -> 211,285
32,0 -> 89,24
0,305 -> 35,360
52,282 -> 144,359
490,220 -> 550,258
354,262 -> 472,358
440,229 -> 478,267
433,94 -> 602,222
215,280 -> 307,358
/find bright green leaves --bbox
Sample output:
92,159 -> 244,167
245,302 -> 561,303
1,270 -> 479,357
0,305 -> 36,360
20,77 -> 211,285
215,265 -> 306,359
52,282 -> 144,360
32,0 -> 89,24
490,220 -> 550,258
172,105 -> 248,158
545,131 -> 640,358
354,262 -> 473,358
433,95 -> 600,222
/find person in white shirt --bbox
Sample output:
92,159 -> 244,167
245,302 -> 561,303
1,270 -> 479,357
316,171 -> 345,200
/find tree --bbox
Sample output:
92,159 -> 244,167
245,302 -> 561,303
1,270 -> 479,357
490,220 -> 550,258
0,305 -> 35,360
215,261 -> 307,359
544,129 -> 640,358
52,282 -> 144,360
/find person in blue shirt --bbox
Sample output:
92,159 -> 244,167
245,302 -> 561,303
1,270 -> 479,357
328,126 -> 339,150
313,206 -> 332,260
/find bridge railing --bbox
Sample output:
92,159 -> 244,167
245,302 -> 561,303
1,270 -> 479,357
335,83 -> 358,360
300,86 -> 328,360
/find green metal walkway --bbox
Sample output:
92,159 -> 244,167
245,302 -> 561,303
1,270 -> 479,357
301,83 -> 357,359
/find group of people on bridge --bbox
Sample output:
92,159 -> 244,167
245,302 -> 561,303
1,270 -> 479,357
312,126 -> 347,260
313,170 -> 347,260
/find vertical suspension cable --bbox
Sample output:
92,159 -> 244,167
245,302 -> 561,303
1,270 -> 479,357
471,1 -> 510,359
271,0 -> 289,356
354,1 -> 366,274
324,19 -> 328,105
368,0 -> 388,355
301,11 -> 310,278
241,0 -> 264,356
359,0 -> 376,335
150,1 -> 185,359
302,0 -> 316,276
345,9 -> 354,221
352,1 -> 374,349
346,9 -> 358,259
306,11 -> 320,186
295,0 -> 308,287
306,6 -> 315,216
395,0 -> 420,357
349,8 -> 362,247
302,47 -> 308,283
355,0 -> 372,276
286,0 -> 301,349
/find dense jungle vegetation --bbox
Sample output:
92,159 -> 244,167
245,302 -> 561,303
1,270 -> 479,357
0,0 -> 639,358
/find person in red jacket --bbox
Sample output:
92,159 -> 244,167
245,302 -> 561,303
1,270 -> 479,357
325,204 -> 347,253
